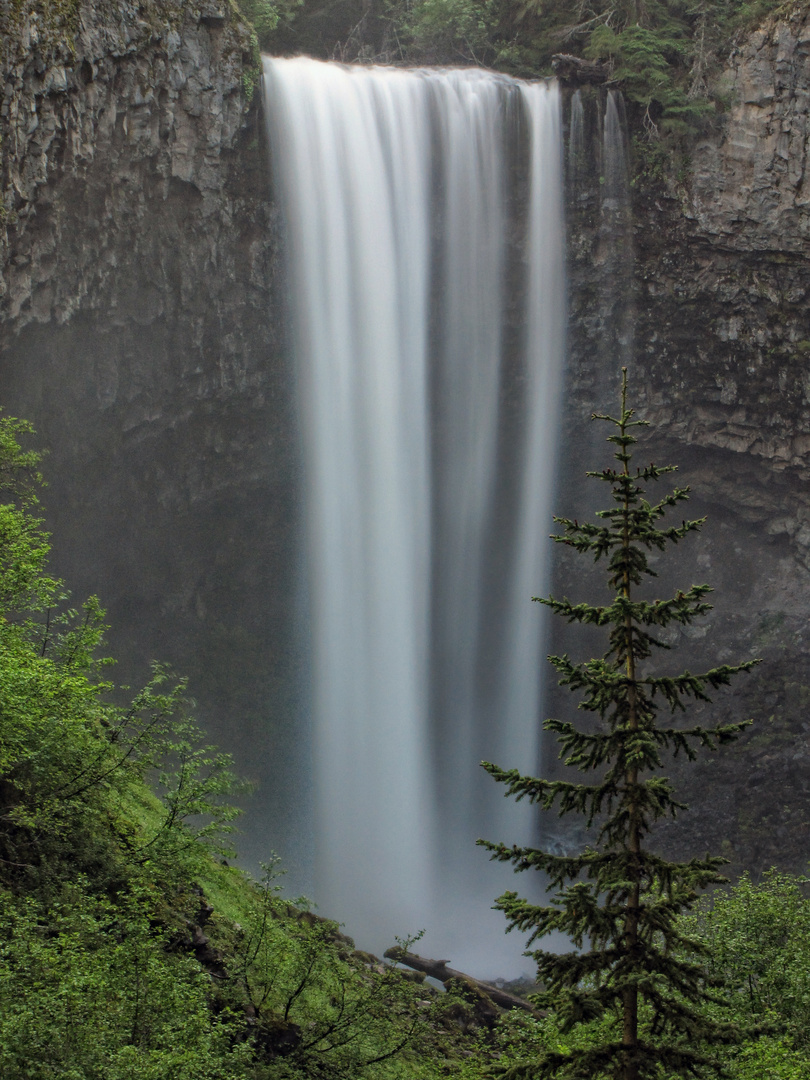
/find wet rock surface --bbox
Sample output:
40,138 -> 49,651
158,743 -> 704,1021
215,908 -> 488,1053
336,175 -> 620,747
0,0 -> 306,880
558,9 -> 810,875
567,9 -> 810,559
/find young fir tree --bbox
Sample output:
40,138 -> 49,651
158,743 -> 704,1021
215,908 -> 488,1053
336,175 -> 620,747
479,370 -> 759,1080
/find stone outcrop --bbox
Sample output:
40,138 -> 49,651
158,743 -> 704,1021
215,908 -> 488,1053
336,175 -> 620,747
2,0 -> 259,330
0,0 -> 305,881
567,9 -> 810,552
639,9 -> 810,553
559,7 -> 810,876
690,16 -> 810,253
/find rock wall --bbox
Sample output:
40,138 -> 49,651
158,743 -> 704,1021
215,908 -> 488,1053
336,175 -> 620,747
0,0 -> 310,882
560,8 -> 810,876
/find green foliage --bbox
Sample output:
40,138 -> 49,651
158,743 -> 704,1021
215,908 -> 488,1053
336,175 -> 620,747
453,871 -> 810,1080
403,0 -> 498,63
479,371 -> 758,1079
511,0 -> 783,138
1,621 -> 244,887
239,0 -> 283,41
222,864 -> 437,1079
273,0 -> 787,141
237,0 -> 314,58
0,415 -> 246,893
584,20 -> 711,136
0,411 -> 252,1075
722,1034 -> 809,1080
686,870 -> 810,1050
0,880 -> 252,1080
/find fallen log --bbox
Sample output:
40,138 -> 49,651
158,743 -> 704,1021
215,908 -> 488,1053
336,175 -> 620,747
383,948 -> 542,1016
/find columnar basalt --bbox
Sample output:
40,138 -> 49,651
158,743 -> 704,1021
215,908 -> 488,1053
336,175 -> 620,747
0,0 -> 304,879
559,8 -> 810,877
567,9 -> 810,559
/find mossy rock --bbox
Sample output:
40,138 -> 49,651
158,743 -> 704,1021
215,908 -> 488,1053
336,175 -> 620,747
444,976 -> 499,1030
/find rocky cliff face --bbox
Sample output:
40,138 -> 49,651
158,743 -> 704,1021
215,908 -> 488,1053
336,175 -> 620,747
639,11 -> 810,549
0,0 -> 308,879
561,8 -> 810,877
2,1 -> 263,333
1,1 -> 809,883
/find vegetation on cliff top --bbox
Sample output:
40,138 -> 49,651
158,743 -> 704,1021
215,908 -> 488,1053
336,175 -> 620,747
1,0 -> 793,159
242,0 -> 787,139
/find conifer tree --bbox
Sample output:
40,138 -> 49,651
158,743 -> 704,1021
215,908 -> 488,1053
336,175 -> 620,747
479,370 -> 759,1080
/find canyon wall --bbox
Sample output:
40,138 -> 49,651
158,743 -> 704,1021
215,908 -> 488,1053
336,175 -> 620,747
562,8 -> 810,874
0,0 -> 308,878
1,0 -> 809,882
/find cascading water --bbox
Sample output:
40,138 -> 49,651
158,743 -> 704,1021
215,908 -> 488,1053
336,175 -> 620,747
601,90 -> 634,372
264,56 -> 565,975
567,88 -> 585,188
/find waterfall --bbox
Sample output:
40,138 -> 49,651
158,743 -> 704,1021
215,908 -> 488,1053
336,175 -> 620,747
264,56 -> 565,976
601,89 -> 634,370
603,90 -> 631,216
567,88 -> 585,190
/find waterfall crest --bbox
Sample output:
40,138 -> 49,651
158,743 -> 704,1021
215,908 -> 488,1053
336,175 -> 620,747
264,56 -> 565,974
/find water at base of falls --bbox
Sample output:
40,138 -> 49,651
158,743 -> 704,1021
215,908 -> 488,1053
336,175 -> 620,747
264,56 -> 565,978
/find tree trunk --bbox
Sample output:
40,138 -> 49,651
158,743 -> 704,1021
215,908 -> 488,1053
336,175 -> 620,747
383,949 -> 542,1015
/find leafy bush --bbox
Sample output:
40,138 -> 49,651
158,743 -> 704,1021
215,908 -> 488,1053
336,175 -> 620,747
404,0 -> 498,63
687,870 -> 810,1049
584,20 -> 713,135
453,870 -> 810,1079
224,866 -> 439,1079
0,881 -> 251,1080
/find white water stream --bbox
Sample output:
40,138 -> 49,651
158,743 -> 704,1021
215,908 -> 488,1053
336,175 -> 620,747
264,56 -> 565,976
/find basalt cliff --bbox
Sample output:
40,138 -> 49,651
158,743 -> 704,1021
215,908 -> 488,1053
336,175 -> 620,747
0,0 -> 301,873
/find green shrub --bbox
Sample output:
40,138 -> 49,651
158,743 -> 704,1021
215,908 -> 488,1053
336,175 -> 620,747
405,0 -> 498,62
0,410 -> 454,1080
686,870 -> 810,1049
0,882 -> 251,1080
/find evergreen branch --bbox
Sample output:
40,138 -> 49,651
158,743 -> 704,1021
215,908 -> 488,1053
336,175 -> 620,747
644,662 -> 760,706
539,587 -> 715,632
481,759 -> 627,809
651,720 -> 753,753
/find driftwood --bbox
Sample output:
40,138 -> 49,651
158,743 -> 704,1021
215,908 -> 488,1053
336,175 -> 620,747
384,948 -> 541,1015
551,53 -> 610,85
